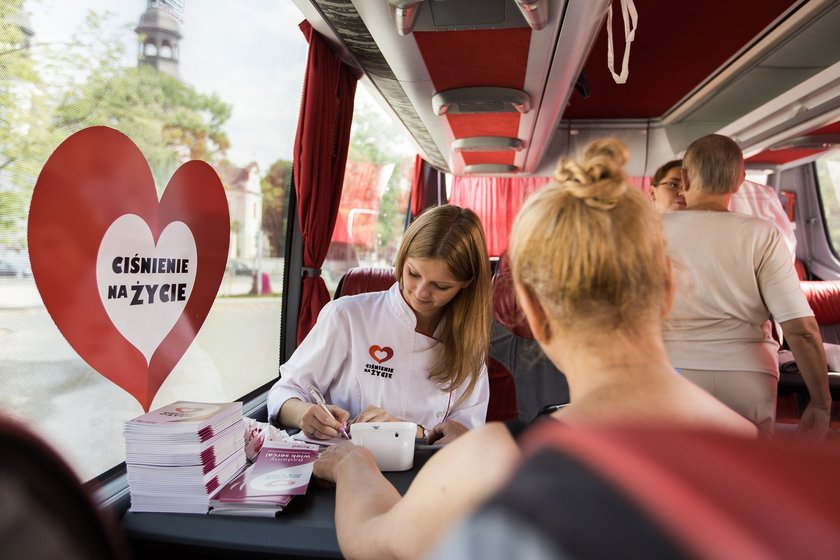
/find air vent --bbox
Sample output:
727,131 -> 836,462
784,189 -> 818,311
463,163 -> 519,174
432,87 -> 531,115
452,137 -> 524,152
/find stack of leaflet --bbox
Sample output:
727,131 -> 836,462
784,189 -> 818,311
209,441 -> 319,517
125,401 -> 247,514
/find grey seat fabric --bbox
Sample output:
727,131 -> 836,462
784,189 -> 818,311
490,321 -> 570,422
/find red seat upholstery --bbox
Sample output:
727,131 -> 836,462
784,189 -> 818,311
485,357 -> 519,422
462,424 -> 840,559
795,258 -> 808,280
491,253 -> 532,338
800,280 -> 840,326
333,266 -> 396,298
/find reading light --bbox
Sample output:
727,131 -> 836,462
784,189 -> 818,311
514,0 -> 548,31
463,163 -> 519,174
388,0 -> 424,36
432,87 -> 531,115
452,137 -> 524,152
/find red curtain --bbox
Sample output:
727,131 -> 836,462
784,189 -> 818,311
448,175 -> 550,257
410,154 -> 425,218
293,21 -> 360,345
407,156 -> 448,225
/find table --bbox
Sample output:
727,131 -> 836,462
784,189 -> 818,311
122,447 -> 439,559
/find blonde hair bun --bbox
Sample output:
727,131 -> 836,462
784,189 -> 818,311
554,139 -> 628,210
510,137 -> 668,335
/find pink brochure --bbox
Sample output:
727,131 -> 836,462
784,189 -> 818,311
212,442 -> 318,504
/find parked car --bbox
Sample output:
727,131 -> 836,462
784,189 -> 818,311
227,259 -> 254,277
0,252 -> 32,278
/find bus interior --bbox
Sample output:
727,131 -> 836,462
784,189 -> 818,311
2,0 -> 840,558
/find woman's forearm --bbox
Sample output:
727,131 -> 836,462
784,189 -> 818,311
277,397 -> 308,429
333,449 -> 404,559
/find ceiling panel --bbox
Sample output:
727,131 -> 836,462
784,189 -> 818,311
563,0 -> 800,120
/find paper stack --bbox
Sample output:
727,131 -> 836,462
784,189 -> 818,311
125,401 -> 247,514
209,441 -> 319,517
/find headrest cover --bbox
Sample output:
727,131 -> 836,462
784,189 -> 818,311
335,267 -> 397,298
800,281 -> 840,324
492,252 -> 533,339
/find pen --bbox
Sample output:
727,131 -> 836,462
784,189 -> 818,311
306,384 -> 349,439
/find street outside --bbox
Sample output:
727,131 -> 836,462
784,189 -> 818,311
0,262 -> 285,481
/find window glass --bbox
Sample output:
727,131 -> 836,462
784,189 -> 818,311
323,88 -> 416,294
745,171 -> 771,185
815,152 -> 840,258
0,0 -> 307,481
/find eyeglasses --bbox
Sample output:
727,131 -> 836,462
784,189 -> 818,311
655,180 -> 682,192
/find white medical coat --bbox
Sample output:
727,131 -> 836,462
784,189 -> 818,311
267,283 -> 489,429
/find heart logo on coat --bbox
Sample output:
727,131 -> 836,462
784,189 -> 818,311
368,345 -> 394,364
28,126 -> 230,411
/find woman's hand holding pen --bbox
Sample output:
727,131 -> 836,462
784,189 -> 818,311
300,402 -> 350,440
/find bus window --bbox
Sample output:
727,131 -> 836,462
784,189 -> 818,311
0,1 -> 307,482
814,152 -> 840,258
324,89 -> 415,294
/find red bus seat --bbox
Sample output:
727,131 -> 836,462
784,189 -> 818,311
800,280 -> 840,344
436,424 -> 840,559
777,280 -> 840,426
490,253 -> 569,422
333,266 -> 396,298
795,258 -> 808,280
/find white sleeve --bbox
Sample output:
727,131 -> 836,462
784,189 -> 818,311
757,226 -> 812,323
266,301 -> 350,424
445,364 -> 490,429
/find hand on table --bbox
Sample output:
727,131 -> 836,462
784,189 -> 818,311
313,441 -> 375,484
427,420 -> 468,444
300,403 -> 350,440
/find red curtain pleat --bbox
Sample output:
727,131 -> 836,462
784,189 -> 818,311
410,154 -> 425,219
448,175 -> 550,257
293,21 -> 360,345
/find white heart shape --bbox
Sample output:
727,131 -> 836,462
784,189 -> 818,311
96,214 -> 198,364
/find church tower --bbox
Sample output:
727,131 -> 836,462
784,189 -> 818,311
135,1 -> 182,78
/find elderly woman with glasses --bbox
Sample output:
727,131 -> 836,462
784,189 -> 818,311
649,159 -> 685,213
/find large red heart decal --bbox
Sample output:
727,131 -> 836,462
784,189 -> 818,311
28,126 -> 230,411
